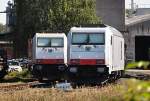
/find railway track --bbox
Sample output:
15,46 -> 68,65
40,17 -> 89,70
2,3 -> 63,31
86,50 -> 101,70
0,81 -> 39,92
125,69 -> 150,80
0,69 -> 149,92
0,79 -> 111,92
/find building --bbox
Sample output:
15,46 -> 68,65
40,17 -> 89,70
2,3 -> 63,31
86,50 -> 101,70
125,14 -> 150,62
6,1 -> 15,32
0,1 -> 15,59
0,33 -> 14,59
96,0 -> 150,62
135,8 -> 150,16
96,0 -> 125,31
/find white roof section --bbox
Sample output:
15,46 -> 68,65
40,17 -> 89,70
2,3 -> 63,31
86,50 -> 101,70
125,14 -> 150,26
70,26 -> 107,33
35,33 -> 66,37
70,26 -> 123,37
109,26 -> 124,37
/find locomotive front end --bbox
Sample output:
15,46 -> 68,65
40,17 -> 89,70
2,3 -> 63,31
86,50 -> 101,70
67,27 -> 109,81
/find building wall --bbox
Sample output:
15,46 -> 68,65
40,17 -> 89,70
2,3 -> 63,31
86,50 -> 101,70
96,0 -> 125,31
136,8 -> 150,16
125,20 -> 150,62
0,43 -> 14,59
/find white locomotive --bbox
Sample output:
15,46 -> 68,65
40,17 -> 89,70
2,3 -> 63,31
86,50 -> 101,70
32,33 -> 67,81
67,25 -> 124,82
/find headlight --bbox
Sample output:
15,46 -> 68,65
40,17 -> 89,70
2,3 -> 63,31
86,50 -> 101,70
97,67 -> 105,73
58,65 -> 65,71
69,67 -> 77,73
36,65 -> 42,70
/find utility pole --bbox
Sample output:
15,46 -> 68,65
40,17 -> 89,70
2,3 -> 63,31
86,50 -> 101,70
131,0 -> 134,11
0,1 -> 15,32
6,1 -> 15,32
128,0 -> 136,17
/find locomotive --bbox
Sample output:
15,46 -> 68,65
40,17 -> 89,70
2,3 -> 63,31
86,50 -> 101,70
67,25 -> 124,83
32,33 -> 67,81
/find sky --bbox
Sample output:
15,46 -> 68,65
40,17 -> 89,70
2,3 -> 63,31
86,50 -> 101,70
0,0 -> 150,24
0,0 -> 12,25
125,0 -> 150,8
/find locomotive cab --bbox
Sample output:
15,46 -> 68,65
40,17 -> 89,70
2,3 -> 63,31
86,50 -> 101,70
67,25 -> 124,83
32,33 -> 67,81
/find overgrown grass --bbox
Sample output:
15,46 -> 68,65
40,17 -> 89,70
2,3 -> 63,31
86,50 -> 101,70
0,61 -> 149,100
0,79 -> 149,101
0,84 -> 122,101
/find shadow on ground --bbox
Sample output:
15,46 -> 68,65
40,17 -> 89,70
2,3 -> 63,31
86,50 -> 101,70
0,77 -> 36,83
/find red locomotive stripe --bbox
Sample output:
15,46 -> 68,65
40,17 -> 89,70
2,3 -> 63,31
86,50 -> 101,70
36,59 -> 64,64
80,59 -> 96,65
69,59 -> 105,65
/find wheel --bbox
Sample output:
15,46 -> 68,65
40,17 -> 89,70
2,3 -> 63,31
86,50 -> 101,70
121,70 -> 125,77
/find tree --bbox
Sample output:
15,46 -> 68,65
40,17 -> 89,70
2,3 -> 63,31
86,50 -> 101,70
48,0 -> 100,33
14,0 -> 100,57
0,23 -> 6,33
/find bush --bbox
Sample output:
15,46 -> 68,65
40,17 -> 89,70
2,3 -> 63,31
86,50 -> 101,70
8,69 -> 32,78
126,61 -> 150,69
122,79 -> 150,101
1,69 -> 32,82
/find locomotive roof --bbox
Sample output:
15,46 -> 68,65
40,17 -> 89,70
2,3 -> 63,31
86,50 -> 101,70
35,33 -> 66,37
70,27 -> 106,33
108,26 -> 124,37
70,26 -> 123,37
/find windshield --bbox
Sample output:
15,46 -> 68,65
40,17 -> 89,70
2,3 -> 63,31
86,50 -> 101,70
72,33 -> 105,45
37,38 -> 64,47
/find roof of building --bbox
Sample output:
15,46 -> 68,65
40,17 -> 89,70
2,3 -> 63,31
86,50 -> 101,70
125,14 -> 150,26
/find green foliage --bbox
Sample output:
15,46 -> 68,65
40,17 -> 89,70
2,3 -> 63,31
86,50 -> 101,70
48,0 -> 100,33
7,69 -> 32,79
0,23 -> 6,32
126,61 -> 150,69
18,0 -> 100,34
2,69 -> 33,82
122,79 -> 150,101
125,9 -> 130,17
125,61 -> 150,100
14,0 -> 100,57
